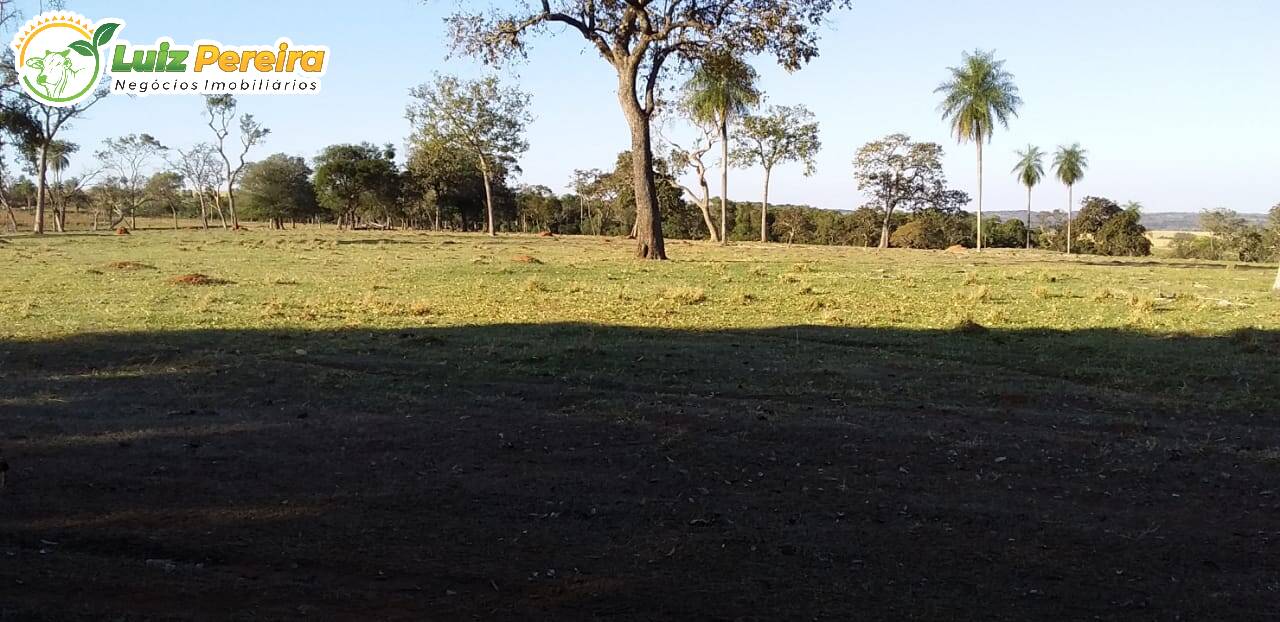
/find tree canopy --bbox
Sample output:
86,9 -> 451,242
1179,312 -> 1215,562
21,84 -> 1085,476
445,0 -> 851,258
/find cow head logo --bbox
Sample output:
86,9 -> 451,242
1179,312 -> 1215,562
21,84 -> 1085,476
10,12 -> 122,106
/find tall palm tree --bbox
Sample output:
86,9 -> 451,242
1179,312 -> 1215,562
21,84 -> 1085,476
936,49 -> 1022,252
1052,143 -> 1088,254
684,51 -> 759,244
1011,145 -> 1044,249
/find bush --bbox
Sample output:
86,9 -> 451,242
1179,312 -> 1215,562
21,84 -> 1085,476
1168,233 -> 1218,260
986,217 -> 1028,248
1094,208 -> 1151,257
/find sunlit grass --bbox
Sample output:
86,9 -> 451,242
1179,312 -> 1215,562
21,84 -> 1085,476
1,228 -> 1276,340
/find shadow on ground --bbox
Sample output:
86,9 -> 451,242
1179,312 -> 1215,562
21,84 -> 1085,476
1,323 -> 1278,620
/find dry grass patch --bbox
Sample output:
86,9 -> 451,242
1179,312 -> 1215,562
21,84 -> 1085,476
963,285 -> 991,303
105,261 -> 155,271
661,286 -> 707,305
512,254 -> 542,264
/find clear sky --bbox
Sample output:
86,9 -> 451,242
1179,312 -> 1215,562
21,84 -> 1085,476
20,0 -> 1280,214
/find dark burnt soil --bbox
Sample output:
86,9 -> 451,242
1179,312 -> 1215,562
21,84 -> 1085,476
1,324 -> 1277,620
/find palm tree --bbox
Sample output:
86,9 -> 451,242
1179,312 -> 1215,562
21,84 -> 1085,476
684,51 -> 760,244
44,141 -> 76,232
1052,143 -> 1088,254
1012,145 -> 1044,249
936,49 -> 1022,252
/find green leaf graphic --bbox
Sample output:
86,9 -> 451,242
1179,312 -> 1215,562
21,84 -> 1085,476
68,40 -> 94,56
92,22 -> 120,48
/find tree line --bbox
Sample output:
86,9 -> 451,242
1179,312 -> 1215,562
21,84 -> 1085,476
1,1 -> 1275,288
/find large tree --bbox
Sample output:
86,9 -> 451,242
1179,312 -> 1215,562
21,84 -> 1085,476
204,95 -> 269,230
445,0 -> 851,259
0,111 -> 38,233
406,133 -> 496,231
1011,145 -> 1044,249
1052,143 -> 1088,254
406,74 -> 530,237
313,143 -> 401,229
11,93 -> 108,234
684,51 -> 759,245
19,139 -> 77,232
853,134 -> 947,249
733,104 -> 820,242
936,49 -> 1022,252
240,154 -> 320,229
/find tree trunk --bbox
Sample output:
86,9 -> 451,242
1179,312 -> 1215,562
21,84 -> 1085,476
719,117 -> 729,245
480,164 -> 496,237
1273,263 -> 1280,295
212,192 -> 227,229
4,203 -> 16,233
1066,185 -> 1073,254
226,181 -> 239,229
1026,186 -> 1033,249
760,167 -> 772,243
975,141 -> 983,252
618,79 -> 665,260
172,208 -> 179,230
32,144 -> 48,234
697,197 -> 718,242
879,205 -> 894,249
197,193 -> 209,229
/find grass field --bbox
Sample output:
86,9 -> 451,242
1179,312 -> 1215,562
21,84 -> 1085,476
2,229 -> 1279,619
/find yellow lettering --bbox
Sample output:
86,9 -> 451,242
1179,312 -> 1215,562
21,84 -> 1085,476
253,52 -> 274,72
300,51 -> 324,73
194,45 -> 219,71
218,51 -> 238,72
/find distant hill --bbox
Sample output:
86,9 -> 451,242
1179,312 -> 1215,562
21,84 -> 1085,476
986,211 -> 1270,232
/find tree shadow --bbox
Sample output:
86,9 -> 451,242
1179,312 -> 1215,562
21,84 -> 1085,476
1,323 -> 1278,620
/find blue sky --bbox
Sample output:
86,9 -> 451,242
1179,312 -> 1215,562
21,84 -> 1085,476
20,0 -> 1280,214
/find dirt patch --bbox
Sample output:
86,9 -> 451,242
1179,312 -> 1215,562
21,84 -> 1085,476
539,231 -> 554,238
945,244 -> 966,253
105,261 -> 155,271
170,273 -> 232,286
512,254 -> 542,264
114,227 -> 130,235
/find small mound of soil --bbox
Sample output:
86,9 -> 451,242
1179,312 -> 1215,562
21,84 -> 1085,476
945,245 -> 966,253
105,261 -> 154,271
170,273 -> 231,286
954,317 -> 987,333
512,255 -> 542,264
115,227 -> 130,235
